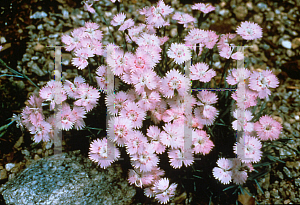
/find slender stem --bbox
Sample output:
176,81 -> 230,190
0,58 -> 40,89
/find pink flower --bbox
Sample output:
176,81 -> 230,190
120,101 -> 146,129
212,158 -> 233,184
145,0 -> 174,28
125,130 -> 148,155
194,105 -> 219,126
74,83 -> 100,112
189,62 -> 216,82
167,43 -> 191,65
172,12 -> 196,28
231,158 -> 248,185
147,126 -> 166,154
248,70 -> 279,99
219,45 -> 232,59
160,69 -> 189,98
226,68 -> 251,85
196,90 -> 218,105
137,90 -> 161,111
72,106 -> 87,130
136,45 -> 162,65
107,117 -> 133,146
71,57 -> 88,70
84,22 -> 103,40
192,129 -> 214,155
231,51 -> 244,60
128,169 -> 154,188
153,178 -> 177,204
61,27 -> 87,51
111,13 -> 126,26
59,103 -> 75,131
162,107 -> 185,124
105,91 -> 128,116
236,21 -> 263,40
254,115 -> 283,141
126,24 -> 146,43
28,120 -> 52,143
233,135 -> 262,163
185,28 -> 208,46
83,2 -> 95,13
39,81 -> 67,110
204,30 -> 218,49
231,86 -> 258,109
160,122 -> 184,149
21,94 -> 44,128
119,18 -> 135,31
192,3 -> 215,14
232,109 -> 254,132
129,50 -> 156,73
150,100 -> 168,124
168,148 -> 194,169
89,138 -> 120,169
136,33 -> 161,47
131,143 -> 159,172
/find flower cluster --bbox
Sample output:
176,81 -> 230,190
14,0 -> 283,204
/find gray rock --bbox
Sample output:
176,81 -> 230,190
30,63 -> 45,77
277,171 -> 284,180
0,151 -> 135,205
257,2 -> 267,11
295,178 -> 300,187
282,40 -> 292,49
283,167 -> 292,178
30,11 -> 48,19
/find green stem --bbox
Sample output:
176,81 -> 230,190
0,58 -> 40,89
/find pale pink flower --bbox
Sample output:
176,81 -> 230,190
119,18 -> 135,31
185,28 -> 208,46
219,45 -> 232,59
74,83 -> 100,112
160,69 -> 190,98
231,86 -> 258,109
153,178 -> 177,204
190,62 -> 216,82
167,43 -> 191,65
39,81 -> 67,110
89,138 -> 120,169
72,106 -> 87,130
106,48 -> 130,76
126,24 -> 146,43
130,68 -> 158,94
233,135 -> 262,163
136,45 -> 162,65
232,109 -> 254,132
168,148 -> 194,169
231,158 -> 248,185
145,0 -> 174,28
212,158 -> 233,184
160,122 -> 184,149
192,3 -> 215,14
254,115 -> 283,141
84,22 -> 103,40
172,12 -> 196,28
226,68 -> 251,85
196,90 -> 218,105
217,33 -> 237,50
192,129 -> 214,155
194,105 -> 219,126
150,99 -> 168,124
71,57 -> 88,70
107,116 -> 133,146
120,101 -> 146,129
28,120 -> 52,143
129,50 -> 156,73
105,91 -> 128,116
136,33 -> 161,47
137,90 -> 161,111
111,13 -> 126,26
162,107 -> 185,124
147,126 -> 166,154
83,2 -> 95,13
231,51 -> 244,60
61,27 -> 87,51
59,103 -> 75,131
204,30 -> 218,49
248,70 -> 279,99
21,94 -> 44,128
131,143 -> 159,172
236,21 -> 263,40
125,130 -> 148,155
128,169 -> 154,188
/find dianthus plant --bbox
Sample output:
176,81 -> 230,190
12,0 -> 282,204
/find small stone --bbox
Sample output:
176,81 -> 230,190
219,9 -> 229,16
37,24 -> 43,30
253,14 -> 263,24
271,189 -> 280,198
37,149 -> 43,155
284,199 -> 291,204
287,50 -> 294,57
33,43 -> 45,52
30,63 -> 45,76
45,141 -> 53,150
277,171 -> 284,180
265,191 -> 270,198
5,163 -> 15,172
257,2 -> 268,11
286,161 -> 294,169
292,38 -> 300,49
295,115 -> 300,121
0,169 -> 8,180
233,6 -> 248,20
34,154 -> 41,161
170,27 -> 178,38
282,40 -> 292,49
283,167 -> 292,178
295,178 -> 300,187
250,44 -> 259,52
246,2 -> 253,10
30,11 -> 47,19
31,56 -> 39,60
